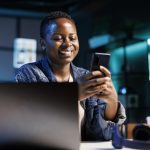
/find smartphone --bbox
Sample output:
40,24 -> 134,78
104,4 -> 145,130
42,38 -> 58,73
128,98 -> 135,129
90,52 -> 110,72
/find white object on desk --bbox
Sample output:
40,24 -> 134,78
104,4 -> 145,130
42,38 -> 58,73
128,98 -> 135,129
146,116 -> 150,125
80,141 -> 137,150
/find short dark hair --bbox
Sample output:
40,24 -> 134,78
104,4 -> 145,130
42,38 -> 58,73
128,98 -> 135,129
40,11 -> 75,38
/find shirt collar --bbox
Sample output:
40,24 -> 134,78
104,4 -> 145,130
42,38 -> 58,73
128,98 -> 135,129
41,57 -> 80,82
41,57 -> 56,82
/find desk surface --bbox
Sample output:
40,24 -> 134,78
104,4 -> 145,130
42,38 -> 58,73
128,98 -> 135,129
80,141 -> 136,150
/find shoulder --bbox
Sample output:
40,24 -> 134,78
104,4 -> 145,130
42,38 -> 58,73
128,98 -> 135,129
17,62 -> 38,72
71,63 -> 89,79
15,59 -> 47,82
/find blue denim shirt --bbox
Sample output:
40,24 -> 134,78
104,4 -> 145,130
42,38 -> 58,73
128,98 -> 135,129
15,57 -> 126,141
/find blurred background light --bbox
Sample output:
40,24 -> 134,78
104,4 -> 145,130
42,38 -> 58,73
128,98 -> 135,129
13,38 -> 37,68
119,86 -> 127,95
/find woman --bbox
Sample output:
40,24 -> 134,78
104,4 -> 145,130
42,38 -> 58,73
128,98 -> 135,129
15,11 -> 126,141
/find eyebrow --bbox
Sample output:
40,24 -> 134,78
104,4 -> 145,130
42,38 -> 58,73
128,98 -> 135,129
52,33 -> 77,35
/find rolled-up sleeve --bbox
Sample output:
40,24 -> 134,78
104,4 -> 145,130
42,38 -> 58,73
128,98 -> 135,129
112,101 -> 126,124
83,98 -> 126,141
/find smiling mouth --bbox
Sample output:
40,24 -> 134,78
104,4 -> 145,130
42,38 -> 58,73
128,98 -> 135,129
59,49 -> 73,56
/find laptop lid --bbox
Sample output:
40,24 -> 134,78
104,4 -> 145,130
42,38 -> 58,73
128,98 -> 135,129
0,82 -> 79,150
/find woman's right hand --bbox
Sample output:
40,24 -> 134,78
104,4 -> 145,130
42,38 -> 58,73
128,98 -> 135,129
77,70 -> 109,101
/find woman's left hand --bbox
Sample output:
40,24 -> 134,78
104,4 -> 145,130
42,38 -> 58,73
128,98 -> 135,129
94,66 -> 118,120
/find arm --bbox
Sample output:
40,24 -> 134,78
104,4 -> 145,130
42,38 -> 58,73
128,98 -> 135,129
95,66 -> 120,120
15,64 -> 49,83
83,99 -> 126,141
15,72 -> 27,82
77,66 -> 120,120
15,65 -> 34,82
77,67 -> 126,141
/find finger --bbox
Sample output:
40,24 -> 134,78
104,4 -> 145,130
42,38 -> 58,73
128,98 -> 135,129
85,71 -> 103,80
100,66 -> 111,77
88,84 -> 106,91
105,77 -> 113,88
82,82 -> 110,99
85,86 -> 104,97
94,89 -> 111,98
84,77 -> 109,88
85,83 -> 108,97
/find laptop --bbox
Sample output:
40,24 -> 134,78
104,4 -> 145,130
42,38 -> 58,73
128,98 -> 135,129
0,82 -> 79,150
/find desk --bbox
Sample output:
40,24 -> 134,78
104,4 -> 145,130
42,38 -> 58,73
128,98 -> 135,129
80,141 -> 137,150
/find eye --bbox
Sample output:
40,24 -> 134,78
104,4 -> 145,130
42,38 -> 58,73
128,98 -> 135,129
53,35 -> 63,41
70,35 -> 76,41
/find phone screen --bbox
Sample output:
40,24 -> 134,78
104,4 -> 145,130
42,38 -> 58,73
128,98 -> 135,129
90,52 -> 110,71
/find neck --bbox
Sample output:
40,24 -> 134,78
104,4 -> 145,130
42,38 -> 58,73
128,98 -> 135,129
51,63 -> 71,82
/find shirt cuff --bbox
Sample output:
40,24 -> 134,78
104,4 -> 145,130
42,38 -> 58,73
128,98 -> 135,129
112,101 -> 126,124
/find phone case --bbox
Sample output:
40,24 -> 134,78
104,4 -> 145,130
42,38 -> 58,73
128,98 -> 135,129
90,52 -> 110,71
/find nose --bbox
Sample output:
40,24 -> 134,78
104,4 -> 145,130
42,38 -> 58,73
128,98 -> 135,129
62,38 -> 72,47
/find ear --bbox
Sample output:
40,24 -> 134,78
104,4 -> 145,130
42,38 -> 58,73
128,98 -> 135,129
40,38 -> 46,51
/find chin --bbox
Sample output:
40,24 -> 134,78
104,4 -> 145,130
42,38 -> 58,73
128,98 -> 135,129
61,58 -> 73,64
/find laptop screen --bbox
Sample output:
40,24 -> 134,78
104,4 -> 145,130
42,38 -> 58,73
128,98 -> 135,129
0,82 -> 79,150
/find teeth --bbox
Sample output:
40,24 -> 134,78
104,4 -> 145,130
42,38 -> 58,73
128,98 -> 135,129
66,48 -> 72,52
60,49 -> 72,54
67,48 -> 71,51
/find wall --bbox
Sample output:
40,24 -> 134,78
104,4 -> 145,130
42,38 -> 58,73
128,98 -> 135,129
109,40 -> 150,122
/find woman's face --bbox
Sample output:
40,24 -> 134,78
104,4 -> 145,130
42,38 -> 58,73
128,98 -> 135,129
41,18 -> 79,66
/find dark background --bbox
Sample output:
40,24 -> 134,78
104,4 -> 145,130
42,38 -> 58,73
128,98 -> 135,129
0,0 -> 150,123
